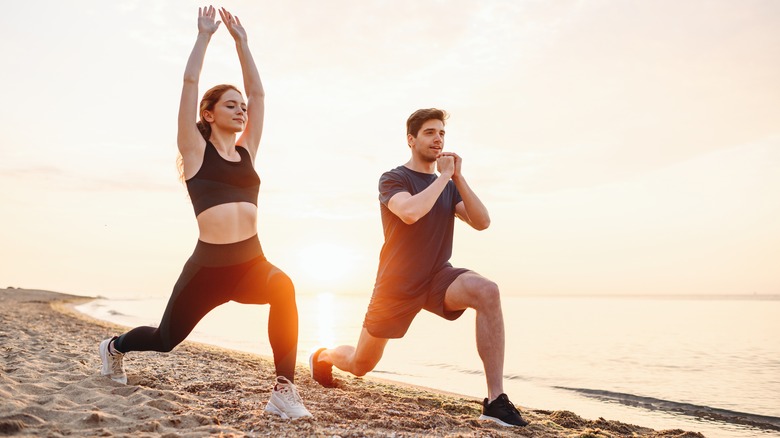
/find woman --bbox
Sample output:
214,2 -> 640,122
98,6 -> 311,420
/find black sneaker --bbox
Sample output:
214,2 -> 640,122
479,393 -> 528,427
309,347 -> 334,387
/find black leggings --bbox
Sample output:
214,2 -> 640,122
113,235 -> 299,381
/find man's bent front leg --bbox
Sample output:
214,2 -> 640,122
444,273 -> 506,401
320,327 -> 389,377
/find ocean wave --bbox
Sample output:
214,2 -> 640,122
555,386 -> 780,432
425,362 -> 533,381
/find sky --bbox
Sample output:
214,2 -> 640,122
1,0 -> 778,300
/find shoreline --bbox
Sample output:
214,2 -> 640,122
1,287 -> 705,437
58,292 -> 476,405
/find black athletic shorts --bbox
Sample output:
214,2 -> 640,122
363,266 -> 471,339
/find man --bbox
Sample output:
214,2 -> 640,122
310,108 -> 527,427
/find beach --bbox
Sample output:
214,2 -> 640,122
0,288 -> 705,437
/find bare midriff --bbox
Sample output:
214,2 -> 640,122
195,202 -> 258,244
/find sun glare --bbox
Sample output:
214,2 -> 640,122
295,242 -> 360,290
314,292 -> 337,347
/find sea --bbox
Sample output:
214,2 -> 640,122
76,293 -> 780,438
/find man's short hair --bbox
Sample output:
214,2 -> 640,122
406,108 -> 449,137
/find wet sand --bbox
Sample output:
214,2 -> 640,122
0,288 -> 705,437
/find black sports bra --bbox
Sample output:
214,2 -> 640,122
185,141 -> 260,216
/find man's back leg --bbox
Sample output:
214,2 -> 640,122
311,327 -> 389,386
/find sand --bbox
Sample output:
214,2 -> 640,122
0,288 -> 706,437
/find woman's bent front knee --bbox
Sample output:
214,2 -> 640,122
267,271 -> 297,305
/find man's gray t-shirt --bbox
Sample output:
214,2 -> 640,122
374,165 -> 463,298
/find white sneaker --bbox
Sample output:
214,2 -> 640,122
99,337 -> 127,384
264,376 -> 313,419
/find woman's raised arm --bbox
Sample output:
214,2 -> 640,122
177,6 -> 221,156
219,7 -> 265,159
